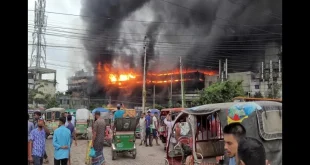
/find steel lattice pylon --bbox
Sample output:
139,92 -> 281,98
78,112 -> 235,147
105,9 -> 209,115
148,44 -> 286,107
29,0 -> 47,68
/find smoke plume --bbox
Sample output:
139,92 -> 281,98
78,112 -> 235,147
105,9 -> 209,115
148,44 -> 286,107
80,0 -> 282,95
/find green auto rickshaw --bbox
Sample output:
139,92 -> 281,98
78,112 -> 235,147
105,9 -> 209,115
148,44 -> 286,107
112,117 -> 137,160
45,107 -> 65,135
75,108 -> 90,139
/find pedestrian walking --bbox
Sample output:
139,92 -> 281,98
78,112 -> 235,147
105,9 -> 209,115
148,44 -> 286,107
145,110 -> 153,146
53,116 -> 71,165
28,117 -> 50,165
151,112 -> 160,146
91,111 -> 106,165
66,115 -> 77,165
137,113 -> 146,146
33,111 -> 50,164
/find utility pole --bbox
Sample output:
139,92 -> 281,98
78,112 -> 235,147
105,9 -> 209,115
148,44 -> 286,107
153,85 -> 155,109
225,59 -> 228,79
142,36 -> 148,113
219,60 -> 221,81
180,57 -> 185,108
270,60 -> 274,98
170,74 -> 173,107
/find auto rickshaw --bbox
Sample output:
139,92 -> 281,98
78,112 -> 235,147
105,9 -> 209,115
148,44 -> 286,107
159,108 -> 184,145
165,101 -> 282,165
112,117 -> 137,160
75,108 -> 90,139
233,97 -> 282,103
45,108 -> 65,135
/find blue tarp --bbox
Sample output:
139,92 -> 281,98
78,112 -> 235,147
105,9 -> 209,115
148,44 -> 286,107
92,107 -> 109,115
148,109 -> 160,115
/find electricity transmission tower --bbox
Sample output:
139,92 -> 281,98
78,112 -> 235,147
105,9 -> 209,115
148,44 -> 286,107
29,0 -> 47,68
28,0 -> 56,90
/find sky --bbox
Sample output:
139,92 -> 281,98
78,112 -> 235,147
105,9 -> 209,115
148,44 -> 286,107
28,0 -> 85,92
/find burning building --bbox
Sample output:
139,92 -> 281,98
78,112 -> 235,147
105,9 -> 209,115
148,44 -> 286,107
79,0 -> 282,107
91,62 -> 216,107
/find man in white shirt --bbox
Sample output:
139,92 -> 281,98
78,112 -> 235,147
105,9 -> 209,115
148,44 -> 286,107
151,112 -> 160,146
64,112 -> 76,127
164,113 -> 176,151
137,113 -> 146,146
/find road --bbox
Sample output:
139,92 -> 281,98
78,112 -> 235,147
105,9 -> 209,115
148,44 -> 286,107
45,138 -> 166,165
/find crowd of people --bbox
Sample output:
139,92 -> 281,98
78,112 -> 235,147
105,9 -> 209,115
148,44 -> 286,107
28,106 -> 271,165
28,111 -> 77,165
137,110 -> 160,147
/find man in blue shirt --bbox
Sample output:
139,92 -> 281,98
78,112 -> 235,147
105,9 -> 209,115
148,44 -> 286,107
113,104 -> 125,119
53,117 -> 71,165
28,117 -> 49,165
223,123 -> 246,165
33,111 -> 50,164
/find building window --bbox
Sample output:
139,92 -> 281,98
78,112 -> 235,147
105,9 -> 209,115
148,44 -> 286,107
255,85 -> 260,89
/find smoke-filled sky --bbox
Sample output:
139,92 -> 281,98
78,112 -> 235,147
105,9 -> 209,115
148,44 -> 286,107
28,0 -> 282,92
80,0 -> 282,73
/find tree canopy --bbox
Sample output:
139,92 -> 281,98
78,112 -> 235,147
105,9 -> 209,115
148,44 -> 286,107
193,80 -> 244,106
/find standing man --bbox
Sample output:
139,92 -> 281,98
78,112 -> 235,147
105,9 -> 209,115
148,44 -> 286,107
151,112 -> 160,146
113,104 -> 125,119
66,115 -> 77,165
145,110 -> 152,146
137,113 -> 146,146
237,137 -> 266,165
92,111 -> 106,165
28,117 -> 50,165
223,123 -> 246,165
33,111 -> 50,164
64,112 -> 76,127
53,116 -> 71,165
164,113 -> 176,151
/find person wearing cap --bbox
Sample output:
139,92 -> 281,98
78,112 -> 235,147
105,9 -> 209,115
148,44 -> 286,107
91,111 -> 106,165
113,104 -> 125,119
145,110 -> 153,146
28,117 -> 50,165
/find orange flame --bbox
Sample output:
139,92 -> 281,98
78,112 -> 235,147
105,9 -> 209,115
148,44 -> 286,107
96,62 -> 216,87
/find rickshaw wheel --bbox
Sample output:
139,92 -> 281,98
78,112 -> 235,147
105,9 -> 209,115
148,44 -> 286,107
132,149 -> 136,159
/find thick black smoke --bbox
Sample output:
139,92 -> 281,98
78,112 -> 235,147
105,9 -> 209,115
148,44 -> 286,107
80,0 -> 150,66
80,0 -> 282,97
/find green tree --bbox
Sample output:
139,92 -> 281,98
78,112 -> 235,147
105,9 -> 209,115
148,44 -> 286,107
193,80 -> 244,106
254,92 -> 263,98
45,97 -> 60,109
154,104 -> 165,110
267,82 -> 282,98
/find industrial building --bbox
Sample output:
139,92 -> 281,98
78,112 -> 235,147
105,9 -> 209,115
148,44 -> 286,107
58,69 -> 92,109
